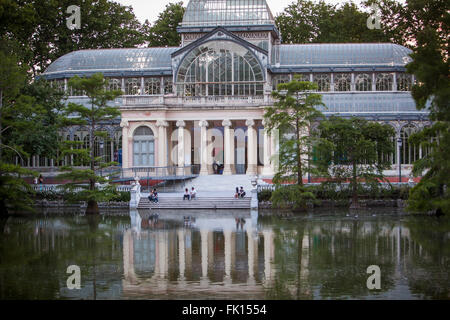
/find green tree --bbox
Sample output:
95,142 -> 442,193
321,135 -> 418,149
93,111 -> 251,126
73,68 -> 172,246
404,1 -> 449,215
264,77 -> 324,210
2,79 -> 66,162
58,73 -> 121,214
0,0 -> 147,76
0,50 -> 27,161
0,49 -> 30,216
363,0 -> 449,48
147,2 -> 185,47
315,116 -> 395,208
275,0 -> 390,44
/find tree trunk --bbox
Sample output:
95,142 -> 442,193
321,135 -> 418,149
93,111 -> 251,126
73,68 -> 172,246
0,89 -> 3,162
86,199 -> 99,215
296,117 -> 303,187
350,159 -> 360,209
89,121 -> 95,191
0,199 -> 8,217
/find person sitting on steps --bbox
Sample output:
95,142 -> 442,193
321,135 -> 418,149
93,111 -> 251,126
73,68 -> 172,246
234,187 -> 239,199
239,186 -> 246,198
190,187 -> 197,200
148,188 -> 158,203
183,188 -> 190,200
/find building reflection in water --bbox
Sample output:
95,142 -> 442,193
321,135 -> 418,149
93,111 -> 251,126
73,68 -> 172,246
1,210 -> 448,299
123,209 -> 277,299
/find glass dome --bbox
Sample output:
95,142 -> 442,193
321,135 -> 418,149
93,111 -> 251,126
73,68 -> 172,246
181,0 -> 275,27
176,40 -> 265,96
276,43 -> 412,67
44,47 -> 177,77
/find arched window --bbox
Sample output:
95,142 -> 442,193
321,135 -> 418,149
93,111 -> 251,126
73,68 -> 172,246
133,126 -> 155,167
355,73 -> 372,91
313,74 -> 330,92
397,73 -> 412,91
144,78 -> 161,95
272,74 -> 290,90
400,125 -> 420,164
176,40 -> 264,97
376,73 -> 393,91
125,78 -> 141,95
334,73 -> 351,91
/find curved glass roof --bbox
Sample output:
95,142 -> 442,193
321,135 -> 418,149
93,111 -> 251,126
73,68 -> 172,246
44,47 -> 177,76
181,0 -> 275,27
277,43 -> 412,67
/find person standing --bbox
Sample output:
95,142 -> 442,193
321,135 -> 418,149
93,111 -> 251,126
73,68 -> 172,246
38,174 -> 44,191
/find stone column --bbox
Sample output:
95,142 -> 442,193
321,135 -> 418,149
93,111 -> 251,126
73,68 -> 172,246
261,120 -> 272,175
199,120 -> 209,176
246,119 -> 257,175
176,120 -> 186,175
222,119 -> 233,175
120,120 -> 130,169
156,120 -> 169,173
271,130 -> 279,173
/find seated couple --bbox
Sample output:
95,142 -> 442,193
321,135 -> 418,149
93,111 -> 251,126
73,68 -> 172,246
234,186 -> 246,199
148,188 -> 158,203
183,187 -> 197,200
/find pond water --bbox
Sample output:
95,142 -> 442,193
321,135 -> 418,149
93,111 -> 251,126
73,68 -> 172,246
0,208 -> 449,300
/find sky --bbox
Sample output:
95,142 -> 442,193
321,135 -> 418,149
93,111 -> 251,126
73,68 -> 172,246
116,0 -> 366,25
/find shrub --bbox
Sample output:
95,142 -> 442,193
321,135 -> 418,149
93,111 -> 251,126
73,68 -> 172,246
270,184 -> 318,211
258,189 -> 273,202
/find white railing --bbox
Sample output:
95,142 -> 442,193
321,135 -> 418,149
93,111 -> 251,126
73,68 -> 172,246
31,184 -> 131,192
122,95 -> 270,107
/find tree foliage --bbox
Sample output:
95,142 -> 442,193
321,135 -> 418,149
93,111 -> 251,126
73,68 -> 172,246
264,77 -> 324,210
363,0 -> 449,48
315,116 -> 395,208
146,2 -> 185,47
275,0 -> 390,44
404,0 -> 449,215
0,48 -> 67,214
57,73 -> 121,214
0,0 -> 147,76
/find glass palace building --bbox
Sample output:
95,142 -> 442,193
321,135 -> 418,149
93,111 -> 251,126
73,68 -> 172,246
39,0 -> 429,177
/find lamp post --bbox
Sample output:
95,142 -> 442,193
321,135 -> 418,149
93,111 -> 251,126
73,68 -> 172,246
397,137 -> 402,183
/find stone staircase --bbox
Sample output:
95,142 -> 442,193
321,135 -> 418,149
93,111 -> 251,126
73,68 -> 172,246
137,175 -> 255,209
138,196 -> 251,209
184,174 -> 254,193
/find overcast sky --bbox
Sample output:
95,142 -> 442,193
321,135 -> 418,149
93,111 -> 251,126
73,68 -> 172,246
116,0 -> 366,25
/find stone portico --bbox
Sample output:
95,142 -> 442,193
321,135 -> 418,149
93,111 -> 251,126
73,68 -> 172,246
119,106 -> 277,176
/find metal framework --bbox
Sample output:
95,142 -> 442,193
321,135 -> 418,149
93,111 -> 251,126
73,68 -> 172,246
181,0 -> 275,27
176,40 -> 264,96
